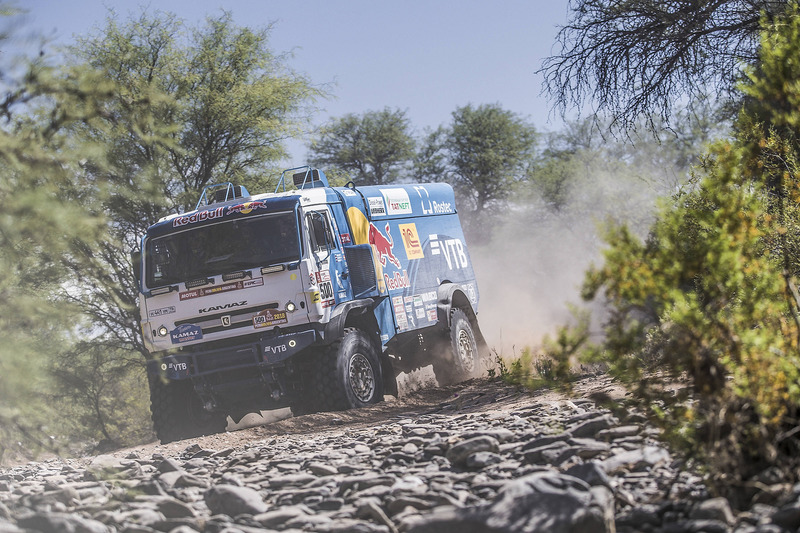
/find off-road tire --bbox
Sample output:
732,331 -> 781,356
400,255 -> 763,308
149,376 -> 228,444
433,307 -> 479,386
298,327 -> 384,413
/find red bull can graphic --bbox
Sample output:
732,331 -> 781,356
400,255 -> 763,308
369,222 -> 401,269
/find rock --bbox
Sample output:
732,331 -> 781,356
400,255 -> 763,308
204,484 -> 267,516
600,445 -> 670,473
595,425 -> 641,441
403,472 -> 614,533
568,414 -> 617,438
17,511 -> 111,533
565,462 -> 612,489
465,451 -> 503,469
445,436 -> 500,466
157,497 -> 197,519
253,505 -> 311,528
690,497 -> 735,526
771,502 -> 800,530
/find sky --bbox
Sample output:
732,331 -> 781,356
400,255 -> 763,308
20,0 -> 571,165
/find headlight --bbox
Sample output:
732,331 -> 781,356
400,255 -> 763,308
158,326 -> 169,337
286,301 -> 297,313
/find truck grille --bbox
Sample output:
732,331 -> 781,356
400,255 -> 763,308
195,345 -> 259,374
175,303 -> 278,335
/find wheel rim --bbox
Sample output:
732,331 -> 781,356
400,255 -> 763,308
456,328 -> 475,373
348,353 -> 375,403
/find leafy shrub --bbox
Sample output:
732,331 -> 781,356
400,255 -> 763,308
581,6 -> 800,504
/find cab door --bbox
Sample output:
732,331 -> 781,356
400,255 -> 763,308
305,206 -> 352,313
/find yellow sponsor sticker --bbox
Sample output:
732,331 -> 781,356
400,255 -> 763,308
399,223 -> 424,260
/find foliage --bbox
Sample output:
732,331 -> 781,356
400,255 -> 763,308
1,7 -> 324,457
581,6 -> 800,502
0,30 -> 118,460
542,0 -> 788,131
416,104 -> 537,239
492,308 -> 591,392
308,107 -> 415,185
62,9 -> 323,361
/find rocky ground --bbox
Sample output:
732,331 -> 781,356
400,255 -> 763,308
1,375 -> 800,533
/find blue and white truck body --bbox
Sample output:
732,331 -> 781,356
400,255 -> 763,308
135,167 -> 485,442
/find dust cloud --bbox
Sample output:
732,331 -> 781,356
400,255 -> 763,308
469,169 -> 668,358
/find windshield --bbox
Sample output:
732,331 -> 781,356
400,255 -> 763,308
146,211 -> 299,287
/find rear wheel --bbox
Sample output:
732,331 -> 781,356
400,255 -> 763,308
296,327 -> 384,413
149,377 -> 228,444
433,307 -> 479,385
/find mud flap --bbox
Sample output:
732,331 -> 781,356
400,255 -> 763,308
380,352 -> 399,398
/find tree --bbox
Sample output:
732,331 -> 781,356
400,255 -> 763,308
581,5 -> 800,501
417,104 -> 536,235
62,9 -> 323,363
0,20 -> 120,459
542,0 -> 790,131
308,108 -> 415,185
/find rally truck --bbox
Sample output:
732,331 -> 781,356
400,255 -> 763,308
133,166 -> 486,443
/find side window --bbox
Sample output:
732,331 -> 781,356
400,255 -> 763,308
307,211 -> 334,254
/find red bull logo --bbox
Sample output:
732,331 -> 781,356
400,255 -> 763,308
369,222 -> 401,269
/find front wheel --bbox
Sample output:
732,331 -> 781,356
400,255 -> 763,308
297,327 -> 384,413
433,308 -> 480,386
149,377 -> 228,444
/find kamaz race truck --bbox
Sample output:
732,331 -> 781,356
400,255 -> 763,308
133,166 -> 486,443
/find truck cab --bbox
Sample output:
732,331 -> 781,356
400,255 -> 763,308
135,167 -> 486,443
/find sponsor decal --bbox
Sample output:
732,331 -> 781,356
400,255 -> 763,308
310,291 -> 321,303
170,324 -> 202,344
315,270 -> 331,283
265,344 -> 288,355
340,232 -> 352,244
467,283 -> 477,304
399,223 -> 424,260
432,200 -> 453,214
226,200 -> 269,216
421,291 -> 437,302
369,222 -> 401,269
342,189 -> 358,197
318,281 -> 334,300
321,299 -> 335,308
427,309 -> 438,322
309,274 -> 317,286
415,307 -> 426,320
414,185 -> 454,215
180,280 -> 247,300
414,295 -> 423,307
199,300 -> 247,313
368,197 -> 386,217
253,309 -> 288,329
384,270 -> 411,291
381,189 -> 413,215
148,306 -> 176,318
172,206 -> 224,228
167,361 -> 187,371
396,308 -> 408,330
243,278 -> 264,288
429,235 -> 468,269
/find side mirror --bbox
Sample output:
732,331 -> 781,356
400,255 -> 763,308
131,250 -> 142,285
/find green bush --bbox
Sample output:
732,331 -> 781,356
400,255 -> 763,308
581,5 -> 800,504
